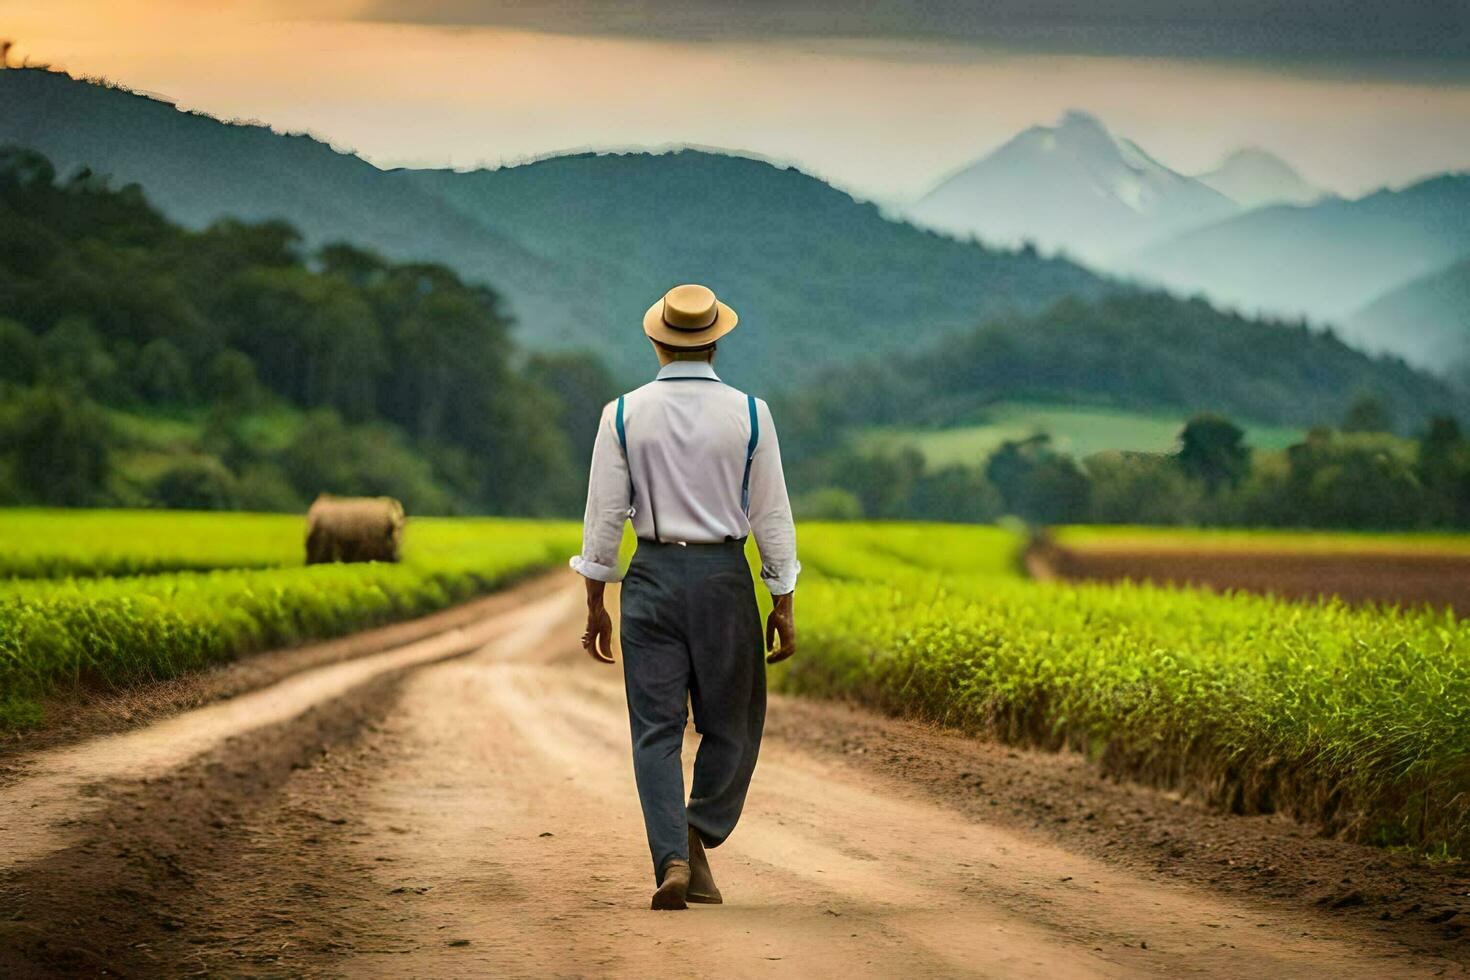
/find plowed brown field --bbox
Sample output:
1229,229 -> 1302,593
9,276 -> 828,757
1033,543 -> 1470,616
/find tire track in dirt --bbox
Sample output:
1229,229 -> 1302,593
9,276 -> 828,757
0,588 -> 578,871
0,570 -> 573,763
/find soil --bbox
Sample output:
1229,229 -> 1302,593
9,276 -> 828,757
2,580 -> 1466,977
1032,543 -> 1470,616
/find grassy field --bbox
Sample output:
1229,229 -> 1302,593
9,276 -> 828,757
0,511 -> 578,728
1054,525 -> 1470,555
859,402 -> 1303,465
785,523 -> 1470,857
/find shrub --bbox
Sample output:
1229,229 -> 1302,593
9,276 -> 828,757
150,456 -> 240,510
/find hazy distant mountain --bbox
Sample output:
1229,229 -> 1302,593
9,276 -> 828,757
1195,148 -> 1325,209
1127,174 -> 1470,322
1344,259 -> 1470,377
905,111 -> 1239,264
395,152 -> 1105,384
0,68 -> 1104,388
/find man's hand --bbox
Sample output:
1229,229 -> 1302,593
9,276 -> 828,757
765,592 -> 795,664
581,578 -> 615,664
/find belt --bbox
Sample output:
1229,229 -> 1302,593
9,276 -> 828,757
636,536 -> 747,549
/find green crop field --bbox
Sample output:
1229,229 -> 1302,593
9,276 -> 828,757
783,523 -> 1470,857
0,510 -> 579,728
0,509 -> 305,578
859,402 -> 1303,465
1054,524 -> 1470,555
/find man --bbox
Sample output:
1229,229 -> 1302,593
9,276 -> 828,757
571,283 -> 799,911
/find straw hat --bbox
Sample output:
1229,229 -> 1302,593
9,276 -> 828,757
642,284 -> 739,348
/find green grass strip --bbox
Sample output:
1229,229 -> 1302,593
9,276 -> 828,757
0,516 -> 579,728
1054,524 -> 1470,555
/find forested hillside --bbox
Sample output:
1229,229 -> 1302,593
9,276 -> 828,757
0,147 -> 615,514
0,67 -> 575,334
399,151 -> 1106,385
777,292 -> 1469,452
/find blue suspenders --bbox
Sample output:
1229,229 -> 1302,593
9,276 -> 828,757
741,393 -> 759,513
616,390 -> 759,543
616,394 -> 631,499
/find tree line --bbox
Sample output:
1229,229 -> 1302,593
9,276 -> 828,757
0,147 -> 617,514
789,403 -> 1470,530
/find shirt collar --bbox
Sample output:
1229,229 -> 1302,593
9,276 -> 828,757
655,360 -> 721,382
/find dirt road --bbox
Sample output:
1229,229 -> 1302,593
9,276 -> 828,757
2,577 -> 1466,977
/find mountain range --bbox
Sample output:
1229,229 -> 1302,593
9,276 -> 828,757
1,67 -> 1463,426
899,111 -> 1470,378
904,111 -> 1239,264
0,68 -> 1102,389
903,112 -> 1330,265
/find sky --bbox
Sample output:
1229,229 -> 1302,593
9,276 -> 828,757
4,0 -> 1470,201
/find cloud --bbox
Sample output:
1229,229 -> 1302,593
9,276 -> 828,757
352,0 -> 1470,69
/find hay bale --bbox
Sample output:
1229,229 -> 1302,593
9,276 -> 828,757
305,495 -> 405,564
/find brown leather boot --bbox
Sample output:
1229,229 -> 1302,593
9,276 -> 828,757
687,826 -> 724,905
651,859 -> 690,911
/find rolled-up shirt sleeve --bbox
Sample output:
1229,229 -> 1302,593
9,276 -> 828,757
569,401 -> 631,583
746,398 -> 800,595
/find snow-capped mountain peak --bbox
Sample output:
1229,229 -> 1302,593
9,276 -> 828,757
906,110 -> 1238,263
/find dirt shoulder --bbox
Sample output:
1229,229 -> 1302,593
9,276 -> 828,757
766,697 -> 1470,964
0,569 -> 570,767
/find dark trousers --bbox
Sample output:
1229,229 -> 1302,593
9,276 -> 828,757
619,538 -> 766,878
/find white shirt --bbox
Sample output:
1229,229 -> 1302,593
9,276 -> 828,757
569,360 -> 800,595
